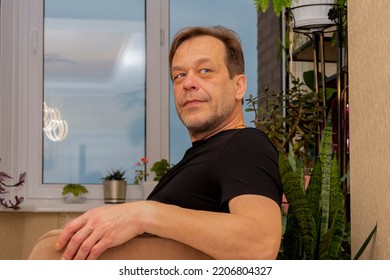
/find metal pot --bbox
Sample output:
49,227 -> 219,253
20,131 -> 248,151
103,180 -> 127,204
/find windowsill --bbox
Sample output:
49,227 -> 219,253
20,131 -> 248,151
0,184 -> 146,213
0,198 -> 141,213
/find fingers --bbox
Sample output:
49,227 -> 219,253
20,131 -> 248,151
57,214 -> 112,260
61,225 -> 96,260
62,228 -> 111,260
54,203 -> 143,259
55,217 -> 87,252
86,239 -> 109,260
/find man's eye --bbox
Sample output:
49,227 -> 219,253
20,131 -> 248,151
200,69 -> 211,74
174,73 -> 186,80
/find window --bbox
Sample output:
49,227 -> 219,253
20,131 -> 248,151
0,0 -> 169,203
43,0 -> 146,184
0,0 -> 257,209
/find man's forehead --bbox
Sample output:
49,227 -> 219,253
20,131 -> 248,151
172,36 -> 225,62
179,35 -> 223,50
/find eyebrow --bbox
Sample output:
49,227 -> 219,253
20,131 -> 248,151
171,57 -> 213,73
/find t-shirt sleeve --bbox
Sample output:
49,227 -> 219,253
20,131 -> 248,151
213,129 -> 283,208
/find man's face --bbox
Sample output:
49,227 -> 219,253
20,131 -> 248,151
171,35 -> 244,138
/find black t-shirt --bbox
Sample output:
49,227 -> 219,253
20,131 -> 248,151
147,128 -> 283,213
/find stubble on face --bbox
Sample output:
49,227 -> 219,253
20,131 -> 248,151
177,93 -> 235,138
172,36 -> 238,140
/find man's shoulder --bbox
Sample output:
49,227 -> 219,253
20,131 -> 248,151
231,127 -> 270,143
206,128 -> 276,155
227,128 -> 278,155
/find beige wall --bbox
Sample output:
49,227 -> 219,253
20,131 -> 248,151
349,0 -> 390,259
0,212 -> 80,259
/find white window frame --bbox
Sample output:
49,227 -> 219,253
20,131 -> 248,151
0,0 -> 169,211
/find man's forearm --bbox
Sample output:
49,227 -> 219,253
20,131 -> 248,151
142,196 -> 281,259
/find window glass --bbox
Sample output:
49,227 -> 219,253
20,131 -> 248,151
43,0 -> 145,184
169,0 -> 258,164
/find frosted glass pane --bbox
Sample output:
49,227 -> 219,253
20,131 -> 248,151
43,0 -> 145,184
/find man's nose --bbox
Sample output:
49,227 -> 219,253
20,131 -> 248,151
182,72 -> 198,92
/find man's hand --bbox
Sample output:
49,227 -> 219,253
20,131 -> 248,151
55,201 -> 149,260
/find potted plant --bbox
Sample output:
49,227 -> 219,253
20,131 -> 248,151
133,157 -> 149,185
246,73 -> 325,170
247,78 -> 348,259
150,159 -> 172,181
102,169 -> 127,204
62,183 -> 89,204
289,0 -> 335,29
246,72 -> 375,259
254,0 -> 347,31
0,158 -> 25,210
254,0 -> 345,16
133,157 -> 172,199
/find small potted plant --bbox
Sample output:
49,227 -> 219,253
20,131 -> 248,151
133,157 -> 152,200
102,169 -> 127,204
150,159 -> 172,181
133,157 -> 172,199
133,157 -> 149,185
62,183 -> 88,204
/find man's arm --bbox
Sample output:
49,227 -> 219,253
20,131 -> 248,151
147,194 -> 282,259
55,194 -> 281,260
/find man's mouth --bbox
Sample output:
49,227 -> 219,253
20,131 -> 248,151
183,99 -> 205,107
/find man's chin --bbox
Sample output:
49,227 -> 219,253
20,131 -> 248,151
183,120 -> 217,136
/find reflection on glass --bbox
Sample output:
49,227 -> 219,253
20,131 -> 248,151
43,102 -> 68,142
43,0 -> 145,184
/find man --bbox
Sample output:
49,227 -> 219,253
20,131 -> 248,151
55,26 -> 283,260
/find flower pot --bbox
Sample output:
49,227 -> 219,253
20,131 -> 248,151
103,180 -> 127,204
141,181 -> 158,200
62,193 -> 86,204
290,0 -> 335,29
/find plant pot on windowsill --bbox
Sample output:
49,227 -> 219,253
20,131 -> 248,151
63,193 -> 87,204
102,169 -> 127,204
62,184 -> 88,204
133,158 -> 172,200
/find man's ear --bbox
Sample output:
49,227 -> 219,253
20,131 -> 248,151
234,74 -> 247,101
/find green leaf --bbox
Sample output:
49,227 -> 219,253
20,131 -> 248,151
329,156 -> 343,227
62,184 -> 89,196
353,224 -> 378,260
318,200 -> 344,259
288,149 -> 296,172
273,0 -> 291,15
305,158 -> 322,256
327,200 -> 345,259
253,0 -> 291,16
279,154 -> 316,259
253,0 -> 269,12
282,213 -> 303,259
319,113 -> 334,239
303,70 -> 316,91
